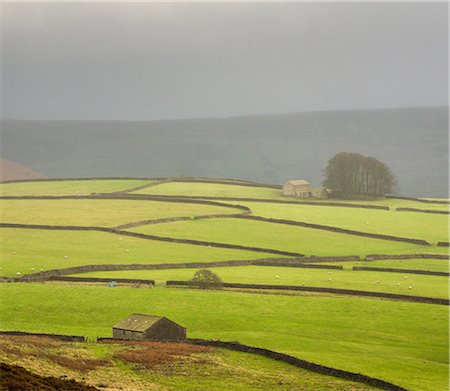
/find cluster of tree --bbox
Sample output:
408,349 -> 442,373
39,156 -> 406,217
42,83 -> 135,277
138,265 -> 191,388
191,269 -> 223,289
323,152 -> 397,199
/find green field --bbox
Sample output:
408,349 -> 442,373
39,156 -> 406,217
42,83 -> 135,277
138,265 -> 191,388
132,181 -> 450,211
0,228 -> 271,276
75,265 -> 448,299
0,283 -> 447,391
0,178 -> 449,391
323,258 -> 449,273
0,335 -> 376,391
0,179 -> 152,196
0,199 -> 241,227
130,217 -> 447,257
236,202 -> 448,244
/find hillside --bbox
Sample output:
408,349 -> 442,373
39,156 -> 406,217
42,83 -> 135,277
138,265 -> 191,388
1,106 -> 448,197
0,178 -> 448,390
0,158 -> 46,181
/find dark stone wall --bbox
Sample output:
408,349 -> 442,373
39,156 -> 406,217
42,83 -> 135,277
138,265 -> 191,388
353,266 -> 449,276
396,207 -> 449,215
166,281 -> 449,305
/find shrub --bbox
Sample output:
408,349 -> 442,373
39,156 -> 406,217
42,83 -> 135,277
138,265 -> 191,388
191,269 -> 223,289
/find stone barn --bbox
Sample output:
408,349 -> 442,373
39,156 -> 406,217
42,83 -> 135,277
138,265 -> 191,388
113,313 -> 186,341
282,180 -> 328,199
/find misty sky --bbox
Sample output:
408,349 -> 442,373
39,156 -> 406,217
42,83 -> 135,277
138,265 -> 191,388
1,2 -> 448,120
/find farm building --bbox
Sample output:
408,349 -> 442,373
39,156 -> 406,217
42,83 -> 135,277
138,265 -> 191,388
113,313 -> 186,341
282,180 -> 328,199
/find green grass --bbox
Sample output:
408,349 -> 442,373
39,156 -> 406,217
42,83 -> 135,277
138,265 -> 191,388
75,265 -> 448,299
133,181 -> 284,198
236,202 -> 449,244
0,199 -> 241,227
0,336 -> 377,391
130,218 -> 447,257
132,181 -> 450,211
323,259 -> 449,273
0,228 -> 273,277
0,179 -> 152,196
0,283 -> 447,391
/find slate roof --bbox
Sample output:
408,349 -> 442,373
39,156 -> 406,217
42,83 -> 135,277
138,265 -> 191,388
113,313 -> 163,332
286,180 -> 310,186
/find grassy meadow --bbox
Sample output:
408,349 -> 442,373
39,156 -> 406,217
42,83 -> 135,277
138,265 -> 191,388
236,202 -> 448,244
130,217 -> 447,257
75,265 -> 449,299
0,228 -> 271,276
0,199 -> 241,227
0,283 -> 447,391
0,178 -> 448,390
0,179 -> 152,196
0,335 -> 377,391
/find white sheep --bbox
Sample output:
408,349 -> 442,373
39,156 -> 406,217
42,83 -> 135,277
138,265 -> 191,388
408,286 -> 412,290
125,249 -> 129,253
404,276 -> 408,279
16,272 -> 21,275
396,282 -> 400,286
31,267 -> 35,271
12,251 -> 16,255
119,237 -> 122,241
40,268 -> 44,271
63,255 -> 68,259
275,275 -> 280,279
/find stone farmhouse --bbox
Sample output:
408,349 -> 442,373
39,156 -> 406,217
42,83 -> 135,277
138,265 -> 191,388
282,180 -> 328,199
113,313 -> 186,341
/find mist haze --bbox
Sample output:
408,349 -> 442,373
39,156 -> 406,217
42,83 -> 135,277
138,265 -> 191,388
1,2 -> 448,196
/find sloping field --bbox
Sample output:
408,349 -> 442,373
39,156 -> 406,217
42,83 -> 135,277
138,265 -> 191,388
0,179 -> 152,196
0,228 -> 271,277
74,265 -> 449,299
325,258 -> 449,273
0,284 -> 447,391
132,180 -> 450,211
130,218 -> 446,257
0,199 -> 242,227
238,202 -> 448,244
133,181 -> 283,199
0,335 -> 378,391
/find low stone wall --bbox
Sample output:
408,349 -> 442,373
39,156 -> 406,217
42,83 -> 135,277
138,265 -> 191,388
175,196 -> 391,210
240,215 -> 429,246
167,281 -> 449,305
20,257 -> 354,280
49,276 -> 155,284
437,242 -> 449,247
366,254 -> 449,261
387,195 -> 449,205
352,266 -> 449,276
254,262 -> 343,270
0,222 -> 302,257
186,339 -> 408,391
0,330 -> 85,342
396,207 -> 449,215
114,213 -> 246,230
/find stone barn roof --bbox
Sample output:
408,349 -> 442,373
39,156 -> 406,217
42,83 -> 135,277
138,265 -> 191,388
113,313 -> 171,332
286,180 -> 310,186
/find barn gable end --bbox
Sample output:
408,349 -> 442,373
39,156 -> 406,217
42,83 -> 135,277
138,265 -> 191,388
113,313 -> 186,341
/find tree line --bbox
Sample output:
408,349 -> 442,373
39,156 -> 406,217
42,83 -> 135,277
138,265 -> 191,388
323,152 -> 397,199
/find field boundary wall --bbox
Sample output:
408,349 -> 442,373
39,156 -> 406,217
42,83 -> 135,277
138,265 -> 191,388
185,339 -> 409,391
366,254 -> 449,260
0,330 -> 85,342
17,256 -> 355,280
352,266 -> 449,276
0,222 -> 301,257
166,281 -> 449,305
240,215 -> 429,246
48,276 -> 155,284
396,207 -> 449,215
386,195 -> 449,205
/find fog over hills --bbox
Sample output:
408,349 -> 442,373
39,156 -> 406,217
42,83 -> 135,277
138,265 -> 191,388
1,106 -> 448,197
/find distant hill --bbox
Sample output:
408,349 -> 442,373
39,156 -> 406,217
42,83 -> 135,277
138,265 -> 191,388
1,106 -> 448,196
0,158 -> 46,181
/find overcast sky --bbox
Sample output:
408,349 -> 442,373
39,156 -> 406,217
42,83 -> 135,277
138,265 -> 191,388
1,2 -> 448,120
